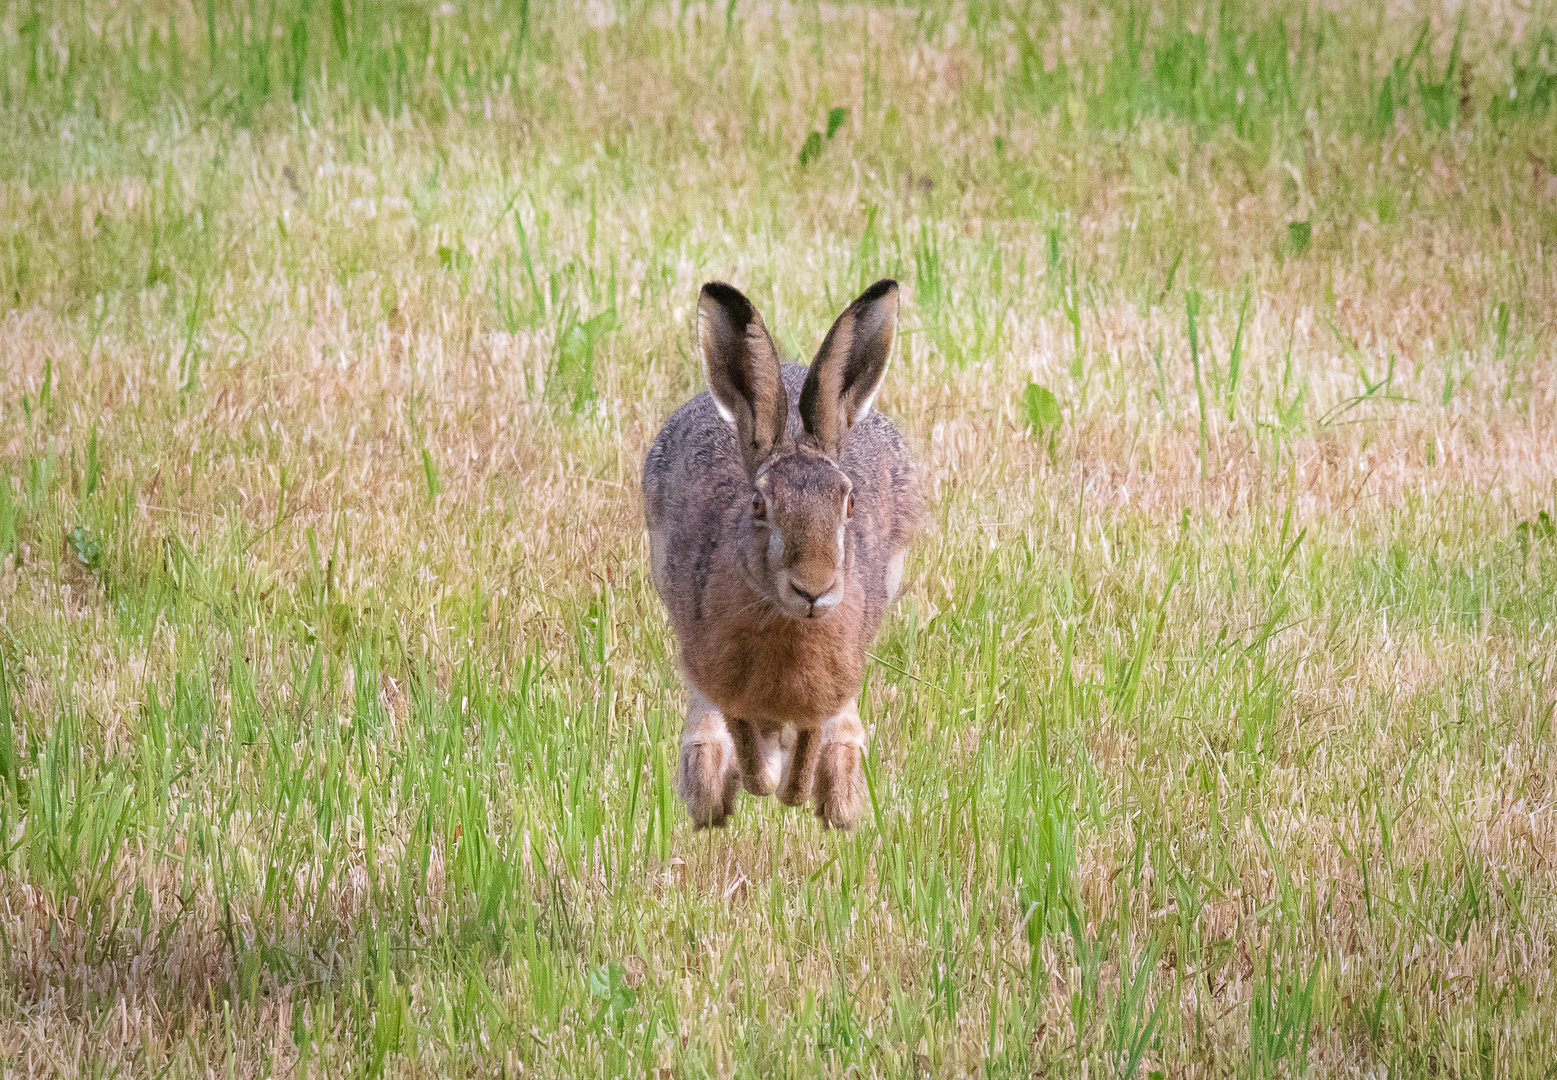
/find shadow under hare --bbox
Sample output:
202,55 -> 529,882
642,280 -> 921,828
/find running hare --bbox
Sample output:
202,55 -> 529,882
642,280 -> 920,828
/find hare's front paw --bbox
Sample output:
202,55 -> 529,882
814,743 -> 866,829
679,739 -> 740,828
777,728 -> 817,807
727,717 -> 779,797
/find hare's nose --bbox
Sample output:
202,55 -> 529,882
790,577 -> 838,613
790,582 -> 821,605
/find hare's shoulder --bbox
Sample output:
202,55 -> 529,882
842,409 -> 916,498
643,390 -> 744,528
842,407 -> 921,567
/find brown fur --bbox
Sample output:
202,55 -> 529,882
644,281 -> 920,828
777,728 -> 818,807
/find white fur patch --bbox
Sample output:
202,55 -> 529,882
759,736 -> 784,792
819,700 -> 866,748
711,393 -> 736,426
649,529 -> 669,593
767,530 -> 785,566
684,688 -> 735,754
836,525 -> 847,561
885,548 -> 906,600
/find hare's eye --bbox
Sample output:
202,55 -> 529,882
752,492 -> 767,520
845,492 -> 856,517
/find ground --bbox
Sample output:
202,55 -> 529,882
2,0 -> 1557,1076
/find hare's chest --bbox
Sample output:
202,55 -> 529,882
686,612 -> 864,727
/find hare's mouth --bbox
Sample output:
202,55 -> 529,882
782,577 -> 841,620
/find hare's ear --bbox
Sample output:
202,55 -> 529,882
799,279 -> 898,459
699,282 -> 788,478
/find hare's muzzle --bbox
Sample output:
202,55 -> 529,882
787,576 -> 841,619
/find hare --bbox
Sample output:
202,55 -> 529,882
642,280 -> 920,828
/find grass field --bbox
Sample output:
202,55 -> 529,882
2,0 -> 1557,1075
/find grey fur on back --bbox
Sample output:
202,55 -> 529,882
643,362 -> 919,635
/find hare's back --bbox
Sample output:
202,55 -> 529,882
642,390 -> 747,582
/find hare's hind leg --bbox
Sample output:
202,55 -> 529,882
814,700 -> 868,829
678,688 -> 740,827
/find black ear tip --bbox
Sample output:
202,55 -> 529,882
700,281 -> 754,322
861,279 -> 898,302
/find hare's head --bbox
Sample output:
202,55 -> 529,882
698,279 -> 899,621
